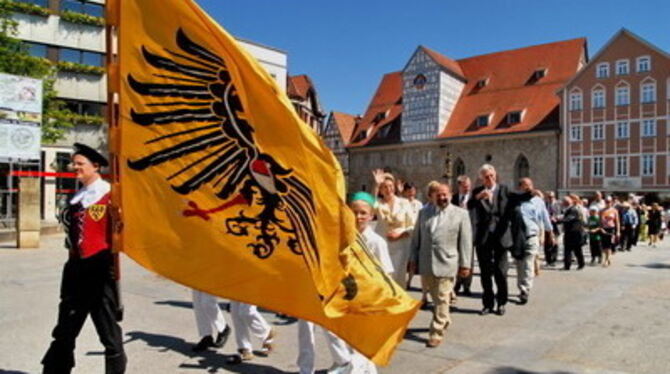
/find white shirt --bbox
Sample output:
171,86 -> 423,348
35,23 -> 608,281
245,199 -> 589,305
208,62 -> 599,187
70,178 -> 110,208
362,226 -> 394,274
407,198 -> 423,223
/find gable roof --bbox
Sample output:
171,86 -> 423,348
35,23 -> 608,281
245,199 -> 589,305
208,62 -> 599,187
287,74 -> 314,100
440,37 -> 586,138
329,111 -> 357,145
420,46 -> 465,80
559,28 -> 670,93
348,37 -> 586,146
347,71 -> 403,147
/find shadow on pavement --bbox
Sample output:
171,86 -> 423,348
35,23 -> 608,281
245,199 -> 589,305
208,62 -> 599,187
154,300 -> 231,311
404,327 -> 429,344
487,367 -> 576,374
0,370 -> 30,374
627,262 -> 670,270
450,306 -> 482,315
124,331 -> 290,373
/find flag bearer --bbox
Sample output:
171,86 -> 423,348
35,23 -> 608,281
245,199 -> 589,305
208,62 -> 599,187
42,143 -> 126,374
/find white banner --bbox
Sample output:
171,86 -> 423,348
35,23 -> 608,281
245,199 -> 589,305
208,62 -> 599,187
0,72 -> 43,160
0,72 -> 43,114
0,121 -> 42,160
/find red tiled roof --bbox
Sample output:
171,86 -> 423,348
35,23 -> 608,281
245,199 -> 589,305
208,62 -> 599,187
347,72 -> 403,147
287,74 -> 313,100
348,38 -> 586,146
440,37 -> 586,138
421,46 -> 465,79
331,111 -> 357,145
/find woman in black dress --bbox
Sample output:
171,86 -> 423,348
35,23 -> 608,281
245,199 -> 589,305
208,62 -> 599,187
647,203 -> 662,247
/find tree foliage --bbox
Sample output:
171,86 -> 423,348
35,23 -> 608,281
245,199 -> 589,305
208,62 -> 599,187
0,6 -> 74,143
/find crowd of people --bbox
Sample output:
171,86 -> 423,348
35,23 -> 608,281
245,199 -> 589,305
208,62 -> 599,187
41,143 -> 668,374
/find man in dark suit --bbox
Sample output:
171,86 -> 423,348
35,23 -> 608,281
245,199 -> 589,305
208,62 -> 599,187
471,164 -> 512,316
451,175 -> 476,296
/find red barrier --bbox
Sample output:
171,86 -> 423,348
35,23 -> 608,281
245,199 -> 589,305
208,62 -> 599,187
6,171 -> 110,178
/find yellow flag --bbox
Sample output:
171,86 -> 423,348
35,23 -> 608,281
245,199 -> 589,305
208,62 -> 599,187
107,0 -> 419,365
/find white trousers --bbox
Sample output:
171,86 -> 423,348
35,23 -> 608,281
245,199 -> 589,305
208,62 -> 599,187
297,320 -> 351,374
516,236 -> 540,294
192,290 -> 227,338
230,301 -> 271,351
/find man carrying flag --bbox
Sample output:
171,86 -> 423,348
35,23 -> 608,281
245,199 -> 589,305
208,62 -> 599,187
107,0 -> 419,365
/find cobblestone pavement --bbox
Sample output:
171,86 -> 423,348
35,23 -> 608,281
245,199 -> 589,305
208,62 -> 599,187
2,234 -> 669,373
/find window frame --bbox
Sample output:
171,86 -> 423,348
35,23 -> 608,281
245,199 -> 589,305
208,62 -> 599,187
596,63 -> 609,79
592,89 -> 605,108
570,157 -> 582,178
592,123 -> 604,140
569,92 -> 583,111
476,114 -> 489,127
615,59 -> 630,75
641,154 -> 655,176
592,156 -> 604,177
616,121 -> 629,139
616,155 -> 629,177
636,56 -> 651,73
570,125 -> 582,142
642,119 -> 656,137
641,82 -> 656,103
615,85 -> 630,106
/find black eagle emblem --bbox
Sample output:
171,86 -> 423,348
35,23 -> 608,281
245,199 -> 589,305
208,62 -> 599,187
126,29 -> 319,267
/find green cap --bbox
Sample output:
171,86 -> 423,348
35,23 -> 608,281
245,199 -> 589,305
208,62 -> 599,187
349,191 -> 376,207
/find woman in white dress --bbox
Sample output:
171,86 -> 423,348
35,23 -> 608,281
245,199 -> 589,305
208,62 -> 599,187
372,169 -> 414,286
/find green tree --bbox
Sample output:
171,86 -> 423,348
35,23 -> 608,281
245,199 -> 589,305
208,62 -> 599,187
0,5 -> 74,143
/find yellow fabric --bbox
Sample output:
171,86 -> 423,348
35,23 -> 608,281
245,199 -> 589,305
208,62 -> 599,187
108,0 -> 419,365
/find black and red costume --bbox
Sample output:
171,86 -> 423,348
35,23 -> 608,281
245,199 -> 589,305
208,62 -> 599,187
42,177 -> 126,374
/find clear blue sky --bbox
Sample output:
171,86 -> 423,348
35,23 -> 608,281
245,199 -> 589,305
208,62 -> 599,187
199,0 -> 670,116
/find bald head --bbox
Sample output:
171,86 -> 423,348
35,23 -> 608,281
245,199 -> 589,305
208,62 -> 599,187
518,177 -> 534,192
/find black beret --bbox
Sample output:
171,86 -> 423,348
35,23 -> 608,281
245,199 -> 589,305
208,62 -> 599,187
73,143 -> 109,167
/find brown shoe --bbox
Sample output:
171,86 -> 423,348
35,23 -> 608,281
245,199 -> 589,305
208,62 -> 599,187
426,338 -> 442,348
226,349 -> 253,364
257,328 -> 276,357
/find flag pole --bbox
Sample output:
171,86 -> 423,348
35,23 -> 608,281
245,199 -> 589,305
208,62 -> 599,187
106,0 -> 123,321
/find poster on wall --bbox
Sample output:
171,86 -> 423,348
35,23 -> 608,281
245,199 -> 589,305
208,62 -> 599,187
0,72 -> 43,161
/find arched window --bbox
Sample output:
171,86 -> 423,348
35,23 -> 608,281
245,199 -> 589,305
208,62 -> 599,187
453,157 -> 465,186
514,154 -> 530,182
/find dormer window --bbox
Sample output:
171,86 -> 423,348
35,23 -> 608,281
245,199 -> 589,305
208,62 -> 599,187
526,68 -> 547,85
476,114 -> 490,127
373,110 -> 388,123
476,78 -> 488,89
506,111 -> 522,125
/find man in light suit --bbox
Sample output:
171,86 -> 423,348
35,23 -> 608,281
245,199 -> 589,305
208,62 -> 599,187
471,164 -> 512,316
409,183 -> 472,348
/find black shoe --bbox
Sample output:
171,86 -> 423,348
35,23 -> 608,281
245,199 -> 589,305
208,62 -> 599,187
577,265 -> 585,270
481,307 -> 493,316
420,300 -> 433,310
192,335 -> 215,352
462,288 -> 472,297
214,325 -> 231,348
519,292 -> 528,305
496,305 -> 506,316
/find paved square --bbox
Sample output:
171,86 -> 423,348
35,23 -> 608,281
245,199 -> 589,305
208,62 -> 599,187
1,234 -> 669,373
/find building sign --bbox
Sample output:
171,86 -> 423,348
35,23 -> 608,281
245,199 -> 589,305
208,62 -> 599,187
0,73 -> 43,161
603,177 -> 642,190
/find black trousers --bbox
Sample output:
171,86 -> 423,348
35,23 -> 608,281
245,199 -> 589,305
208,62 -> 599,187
476,241 -> 509,309
589,239 -> 602,262
42,250 -> 126,374
564,239 -> 585,270
622,224 -> 635,250
454,248 -> 475,293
